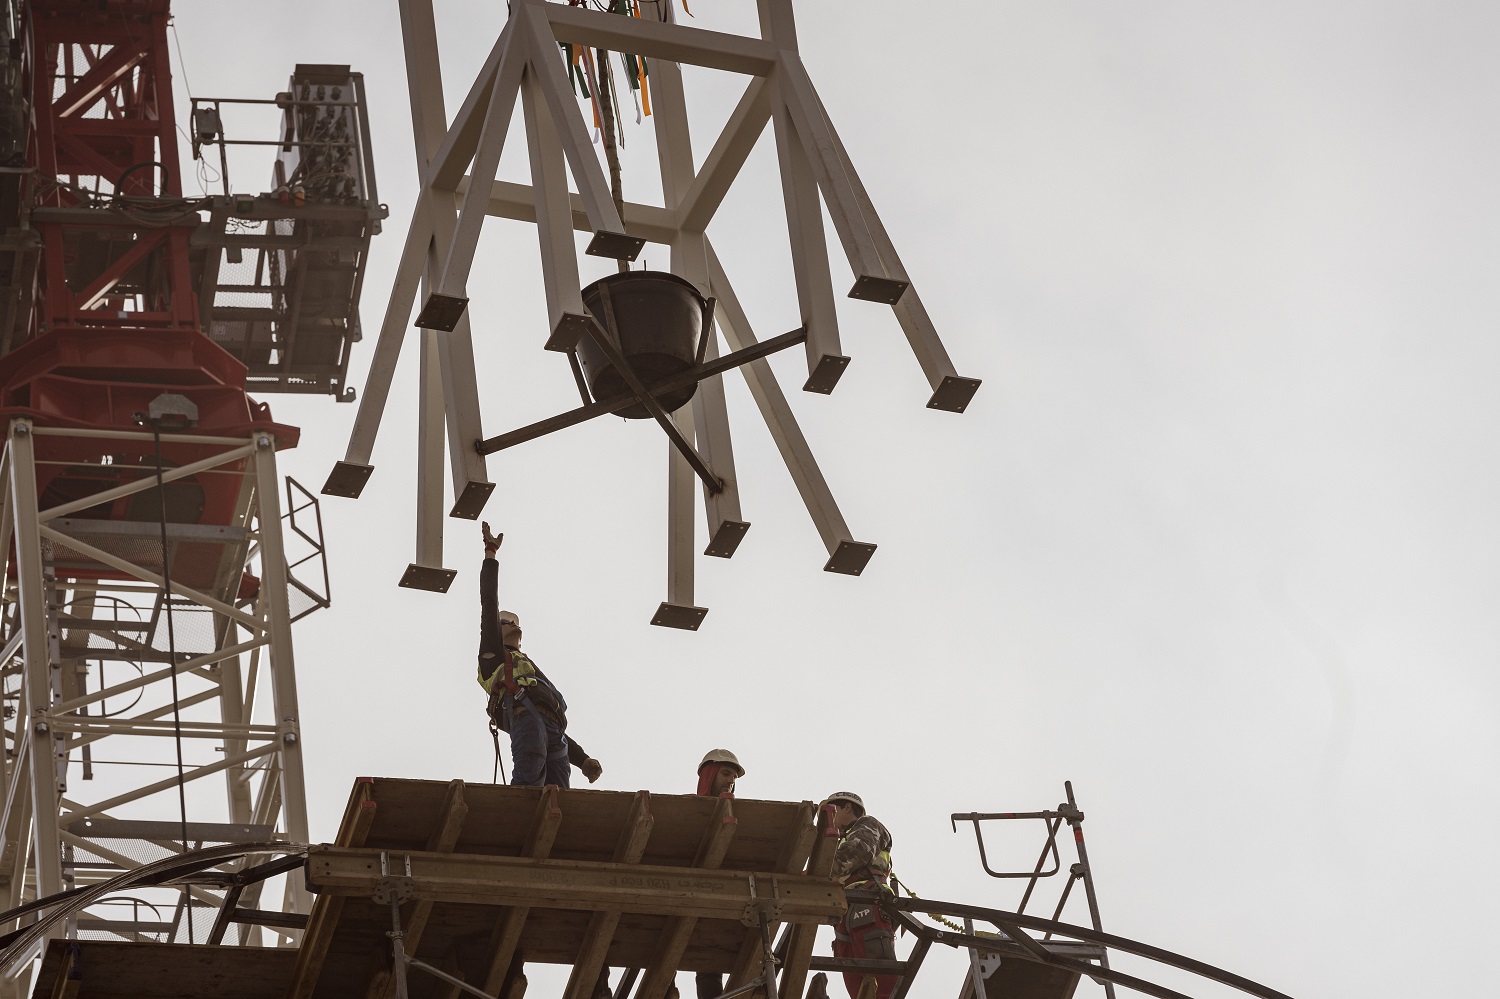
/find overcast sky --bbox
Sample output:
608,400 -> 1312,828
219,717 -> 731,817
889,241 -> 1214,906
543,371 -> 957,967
162,3 -> 1500,996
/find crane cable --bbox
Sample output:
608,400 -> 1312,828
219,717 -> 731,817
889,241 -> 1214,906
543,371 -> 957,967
148,424 -> 194,944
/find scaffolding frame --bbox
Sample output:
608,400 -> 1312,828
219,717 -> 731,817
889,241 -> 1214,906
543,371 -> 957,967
0,421 -> 316,997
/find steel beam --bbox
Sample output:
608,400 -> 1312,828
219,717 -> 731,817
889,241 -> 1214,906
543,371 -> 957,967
653,35 -> 749,561
7,422 -> 63,904
521,66 -> 590,350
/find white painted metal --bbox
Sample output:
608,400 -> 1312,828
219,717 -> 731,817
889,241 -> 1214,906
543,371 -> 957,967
521,66 -> 589,347
344,0 -> 974,617
0,424 -> 318,953
652,27 -> 746,552
704,242 -> 860,557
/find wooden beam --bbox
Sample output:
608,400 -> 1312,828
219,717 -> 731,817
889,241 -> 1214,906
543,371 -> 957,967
288,779 -> 377,999
637,795 -> 740,999
776,804 -> 841,999
723,802 -> 821,996
562,791 -> 654,999
304,846 -> 842,922
373,779 -> 471,999
481,786 -> 565,995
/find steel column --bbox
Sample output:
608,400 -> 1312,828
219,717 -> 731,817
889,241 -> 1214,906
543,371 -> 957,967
6,422 -> 63,904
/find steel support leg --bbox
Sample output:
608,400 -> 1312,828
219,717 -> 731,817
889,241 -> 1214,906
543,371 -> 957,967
250,435 -> 311,920
7,421 -> 63,905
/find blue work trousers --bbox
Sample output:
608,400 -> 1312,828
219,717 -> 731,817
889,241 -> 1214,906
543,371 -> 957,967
506,700 -> 570,788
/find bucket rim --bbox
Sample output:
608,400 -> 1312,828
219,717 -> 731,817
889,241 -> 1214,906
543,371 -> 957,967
581,269 -> 707,305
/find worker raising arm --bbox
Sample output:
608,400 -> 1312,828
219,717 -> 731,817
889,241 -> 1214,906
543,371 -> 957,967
477,522 -> 602,787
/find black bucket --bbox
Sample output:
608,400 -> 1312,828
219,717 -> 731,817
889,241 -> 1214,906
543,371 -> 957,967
577,271 -> 705,419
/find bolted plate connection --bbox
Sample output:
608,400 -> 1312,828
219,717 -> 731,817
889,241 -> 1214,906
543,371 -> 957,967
803,354 -> 850,395
449,480 -> 496,520
399,564 -> 457,593
847,274 -> 909,305
824,541 -> 877,576
585,230 -> 647,261
651,603 -> 709,631
704,521 -> 751,559
927,375 -> 982,414
322,461 -> 374,499
414,293 -> 469,332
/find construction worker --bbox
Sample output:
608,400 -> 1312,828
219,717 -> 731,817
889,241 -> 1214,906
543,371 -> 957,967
477,523 -> 602,787
695,750 -> 744,999
824,791 -> 897,999
696,748 -> 743,798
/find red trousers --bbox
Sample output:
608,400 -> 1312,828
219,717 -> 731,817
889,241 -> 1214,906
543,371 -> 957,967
832,888 -> 897,999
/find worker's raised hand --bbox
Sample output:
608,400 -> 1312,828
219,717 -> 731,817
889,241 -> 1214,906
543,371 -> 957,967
482,521 -> 503,555
580,758 -> 603,783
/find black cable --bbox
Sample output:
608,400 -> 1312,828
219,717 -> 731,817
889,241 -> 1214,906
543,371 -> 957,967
114,160 -> 170,199
148,424 -> 194,944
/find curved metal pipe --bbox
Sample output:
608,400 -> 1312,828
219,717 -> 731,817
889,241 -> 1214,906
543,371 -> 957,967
871,893 -> 1296,999
0,841 -> 306,974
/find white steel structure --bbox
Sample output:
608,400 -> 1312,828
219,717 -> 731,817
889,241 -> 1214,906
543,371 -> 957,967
0,421 -> 320,987
328,0 -> 980,626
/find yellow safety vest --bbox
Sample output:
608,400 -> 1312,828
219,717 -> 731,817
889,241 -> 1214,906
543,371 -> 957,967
477,648 -> 541,696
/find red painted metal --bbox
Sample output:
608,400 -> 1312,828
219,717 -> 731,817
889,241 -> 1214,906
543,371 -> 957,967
25,0 -> 199,339
2,0 -> 302,584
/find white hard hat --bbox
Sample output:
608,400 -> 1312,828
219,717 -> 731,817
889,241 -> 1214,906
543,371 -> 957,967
824,791 -> 865,816
498,610 -> 521,627
699,749 -> 744,777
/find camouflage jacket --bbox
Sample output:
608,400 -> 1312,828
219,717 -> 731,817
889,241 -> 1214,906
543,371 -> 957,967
832,814 -> 893,884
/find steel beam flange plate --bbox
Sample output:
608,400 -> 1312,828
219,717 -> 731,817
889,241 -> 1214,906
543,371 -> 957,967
414,293 -> 469,332
399,564 -> 458,593
585,231 -> 646,261
651,602 -> 709,631
322,461 -> 374,499
449,481 -> 496,520
740,898 -> 784,927
824,541 -> 877,576
802,354 -> 850,395
704,520 -> 750,559
927,375 -> 982,413
544,312 -> 595,352
372,875 -> 414,906
847,275 -> 909,305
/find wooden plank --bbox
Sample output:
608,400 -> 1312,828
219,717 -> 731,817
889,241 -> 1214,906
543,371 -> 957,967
637,796 -> 739,999
481,786 -> 565,995
776,803 -> 841,999
562,790 -> 653,999
288,778 -> 377,999
727,801 -> 826,998
371,779 -> 470,999
31,940 -> 299,999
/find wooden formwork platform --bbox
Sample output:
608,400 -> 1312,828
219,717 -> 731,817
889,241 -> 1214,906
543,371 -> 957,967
292,777 -> 843,999
31,939 -> 298,999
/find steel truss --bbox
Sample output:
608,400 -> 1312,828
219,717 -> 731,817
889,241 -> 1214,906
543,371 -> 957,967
327,0 -> 981,625
0,421 -> 318,993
